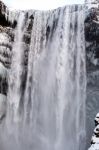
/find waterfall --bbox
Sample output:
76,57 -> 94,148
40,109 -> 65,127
2,5 -> 86,150
6,12 -> 25,124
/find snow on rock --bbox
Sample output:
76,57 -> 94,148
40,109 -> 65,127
85,0 -> 99,68
85,0 -> 99,9
89,143 -> 99,150
88,113 -> 99,149
0,26 -> 12,68
91,135 -> 99,144
95,114 -> 99,126
0,1 -> 14,115
0,32 -> 9,43
0,0 -> 18,28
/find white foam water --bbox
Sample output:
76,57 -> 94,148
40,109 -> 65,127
1,5 -> 86,150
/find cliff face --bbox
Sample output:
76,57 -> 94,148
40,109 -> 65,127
0,1 -> 12,121
85,0 -> 99,149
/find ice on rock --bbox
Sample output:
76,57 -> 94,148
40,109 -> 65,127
85,0 -> 99,9
96,113 -> 99,118
89,114 -> 99,149
91,135 -> 99,143
95,113 -> 99,126
94,125 -> 99,135
8,10 -> 19,25
89,144 -> 99,150
0,33 -> 9,43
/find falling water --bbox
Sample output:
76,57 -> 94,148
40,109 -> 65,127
2,5 -> 86,150
7,12 -> 25,124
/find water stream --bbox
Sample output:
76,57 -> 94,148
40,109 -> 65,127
1,5 -> 86,150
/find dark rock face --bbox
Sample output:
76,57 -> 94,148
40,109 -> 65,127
0,1 -> 18,120
0,0 -> 12,27
85,1 -> 99,149
85,7 -> 99,66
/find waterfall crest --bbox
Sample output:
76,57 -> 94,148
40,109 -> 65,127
1,5 -> 86,150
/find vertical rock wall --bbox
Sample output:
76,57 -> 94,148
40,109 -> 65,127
0,1 -> 12,121
85,0 -> 99,149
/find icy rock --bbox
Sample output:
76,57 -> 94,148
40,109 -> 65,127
91,134 -> 99,144
88,114 -> 99,149
94,125 -> 99,136
95,113 -> 99,126
85,0 -> 99,70
0,32 -> 9,43
0,30 -> 12,68
85,0 -> 99,9
89,143 -> 99,150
